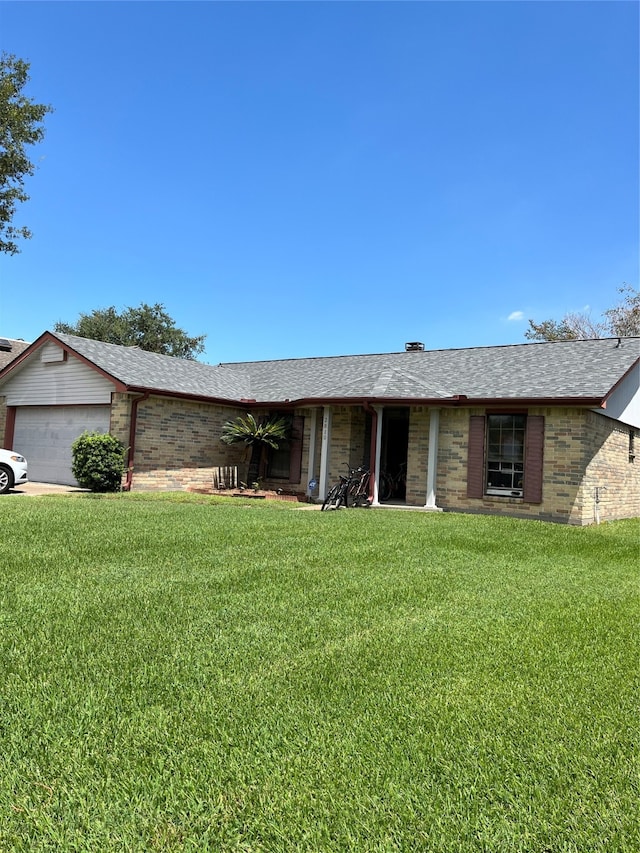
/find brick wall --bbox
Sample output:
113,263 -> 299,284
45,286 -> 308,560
129,396 -> 247,491
406,407 -> 430,504
322,406 -> 367,485
110,392 -> 131,447
578,412 -> 639,524
428,407 -> 638,525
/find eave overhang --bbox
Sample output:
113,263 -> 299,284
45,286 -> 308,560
240,395 -> 608,409
0,331 -> 621,414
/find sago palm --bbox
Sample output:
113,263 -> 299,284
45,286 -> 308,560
220,413 -> 289,486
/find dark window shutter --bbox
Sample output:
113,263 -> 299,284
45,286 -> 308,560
523,415 -> 544,503
288,416 -> 304,484
467,415 -> 486,498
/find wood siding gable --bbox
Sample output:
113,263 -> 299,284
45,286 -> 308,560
2,347 -> 114,406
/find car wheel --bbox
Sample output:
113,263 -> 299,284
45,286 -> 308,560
0,465 -> 13,494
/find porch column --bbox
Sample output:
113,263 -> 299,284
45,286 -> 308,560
424,408 -> 441,510
306,407 -> 319,498
318,406 -> 332,499
371,405 -> 384,507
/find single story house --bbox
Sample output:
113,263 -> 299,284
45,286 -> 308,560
0,331 -> 638,524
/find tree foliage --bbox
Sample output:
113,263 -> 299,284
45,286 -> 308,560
55,302 -> 207,360
220,413 -> 290,450
0,52 -> 52,255
525,285 -> 640,341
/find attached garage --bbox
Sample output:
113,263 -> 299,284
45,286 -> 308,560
13,405 -> 112,485
0,338 -> 117,485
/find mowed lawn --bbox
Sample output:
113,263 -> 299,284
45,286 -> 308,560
1,495 -> 638,852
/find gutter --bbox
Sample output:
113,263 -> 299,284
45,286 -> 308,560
241,395 -> 608,409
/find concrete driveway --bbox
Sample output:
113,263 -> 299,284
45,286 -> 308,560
7,482 -> 88,496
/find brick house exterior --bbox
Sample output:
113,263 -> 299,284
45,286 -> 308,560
0,332 -> 638,525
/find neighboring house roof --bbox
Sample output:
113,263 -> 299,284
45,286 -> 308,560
0,338 -> 30,371
0,331 -> 638,407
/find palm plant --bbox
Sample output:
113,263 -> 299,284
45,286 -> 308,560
220,413 -> 289,487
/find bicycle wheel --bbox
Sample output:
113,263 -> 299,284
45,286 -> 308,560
379,474 -> 392,502
321,484 -> 341,511
334,486 -> 347,509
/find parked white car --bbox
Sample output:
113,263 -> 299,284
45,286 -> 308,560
0,448 -> 28,494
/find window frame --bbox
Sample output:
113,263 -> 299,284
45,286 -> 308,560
467,412 -> 544,504
485,413 -> 526,497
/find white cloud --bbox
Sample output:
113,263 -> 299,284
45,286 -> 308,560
507,311 -> 524,322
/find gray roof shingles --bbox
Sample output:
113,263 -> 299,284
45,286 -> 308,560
7,332 -> 640,405
0,338 -> 30,371
54,334 -> 252,400
222,337 -> 640,402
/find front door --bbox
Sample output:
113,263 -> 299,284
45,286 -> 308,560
381,407 -> 409,501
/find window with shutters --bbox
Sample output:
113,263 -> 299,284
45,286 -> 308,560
467,413 -> 544,503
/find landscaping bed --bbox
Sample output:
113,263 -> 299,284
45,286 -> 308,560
188,486 -> 309,502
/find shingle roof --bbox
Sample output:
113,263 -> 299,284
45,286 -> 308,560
221,337 -> 640,403
3,332 -> 638,406
0,338 -> 30,371
52,333 -> 252,401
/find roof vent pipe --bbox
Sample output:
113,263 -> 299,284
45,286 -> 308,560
405,342 -> 425,352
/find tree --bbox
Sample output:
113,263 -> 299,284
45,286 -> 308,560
525,285 -> 640,341
0,52 -> 52,255
220,413 -> 289,486
55,302 -> 207,360
603,285 -> 640,338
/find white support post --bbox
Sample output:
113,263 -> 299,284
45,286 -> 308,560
424,408 -> 441,510
319,406 -> 332,500
306,408 -> 319,498
371,405 -> 383,507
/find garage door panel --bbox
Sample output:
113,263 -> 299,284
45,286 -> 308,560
14,406 -> 111,485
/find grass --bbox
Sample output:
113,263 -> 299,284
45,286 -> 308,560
0,494 -> 638,851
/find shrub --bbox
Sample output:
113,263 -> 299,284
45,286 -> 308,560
71,432 -> 126,492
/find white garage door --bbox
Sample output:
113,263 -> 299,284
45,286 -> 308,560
14,406 -> 112,485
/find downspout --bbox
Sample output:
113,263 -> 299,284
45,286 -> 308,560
3,406 -> 16,449
124,391 -> 150,491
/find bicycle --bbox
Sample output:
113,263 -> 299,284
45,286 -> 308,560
321,471 -> 351,511
321,466 -> 370,511
348,466 -> 371,507
379,462 -> 407,502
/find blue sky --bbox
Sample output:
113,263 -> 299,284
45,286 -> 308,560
1,1 -> 637,364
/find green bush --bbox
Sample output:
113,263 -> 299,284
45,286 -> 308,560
71,432 -> 126,492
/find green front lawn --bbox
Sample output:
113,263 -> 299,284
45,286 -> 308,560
1,495 -> 638,851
